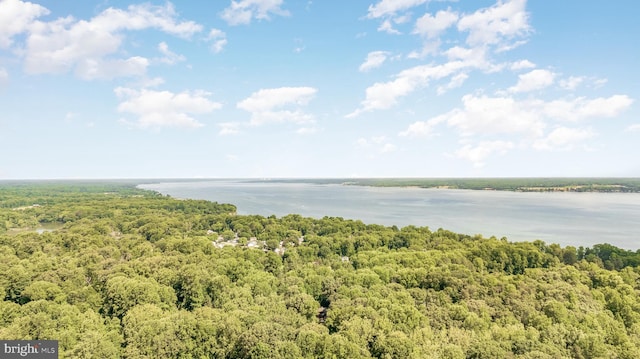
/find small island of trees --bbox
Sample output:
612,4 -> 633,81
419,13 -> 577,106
1,181 -> 640,358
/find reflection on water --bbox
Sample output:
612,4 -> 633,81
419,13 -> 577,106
140,180 -> 640,249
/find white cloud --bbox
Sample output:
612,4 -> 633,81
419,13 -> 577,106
0,0 -> 49,48
356,136 -> 396,153
414,9 -> 458,38
510,59 -> 536,70
509,69 -> 556,93
593,78 -> 608,88
75,57 -> 149,80
410,94 -> 632,139
347,60 -> 467,117
138,77 -> 165,88
115,87 -> 222,129
21,3 -> 201,79
367,0 -> 428,19
208,29 -> 227,53
221,0 -> 289,25
443,46 -> 493,70
237,86 -> 317,126
93,3 -> 202,37
394,14 -> 412,25
398,119 -> 439,137
457,0 -> 530,48
533,127 -> 594,151
157,42 -> 185,64
407,40 -> 441,59
238,87 -> 316,112
559,76 -> 585,90
219,122 -> 241,135
377,19 -> 401,34
359,51 -> 390,72
445,94 -> 546,137
543,95 -> 634,122
454,140 -> 514,167
400,92 -> 633,165
356,1 -> 533,115
437,72 -> 468,95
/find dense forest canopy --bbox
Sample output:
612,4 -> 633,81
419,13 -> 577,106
1,182 -> 640,358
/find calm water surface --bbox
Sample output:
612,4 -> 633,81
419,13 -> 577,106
139,180 -> 640,249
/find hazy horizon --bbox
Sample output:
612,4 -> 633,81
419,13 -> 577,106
3,176 -> 640,182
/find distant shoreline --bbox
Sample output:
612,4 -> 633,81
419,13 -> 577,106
242,177 -> 640,193
3,177 -> 640,193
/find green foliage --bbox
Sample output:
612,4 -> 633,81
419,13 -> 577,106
1,182 -> 640,358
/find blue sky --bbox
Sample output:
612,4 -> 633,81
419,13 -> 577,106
0,0 -> 638,179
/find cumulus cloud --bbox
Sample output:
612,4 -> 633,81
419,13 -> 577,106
208,29 -> 227,53
407,40 -> 442,59
359,51 -> 391,72
559,76 -> 585,90
508,69 -> 556,93
137,77 -> 165,88
366,0 -> 434,34
356,136 -> 396,154
353,0 -> 535,117
454,140 -> 514,168
0,0 -> 49,48
76,57 -> 149,80
219,122 -> 241,135
221,0 -> 289,25
404,94 -> 633,139
157,42 -> 186,64
445,94 -> 546,137
414,9 -> 458,38
533,127 -> 594,151
367,0 -> 428,19
237,86 -> 317,126
400,92 -> 633,164
377,19 -> 401,34
93,3 -> 202,37
457,0 -> 530,48
510,59 -> 536,70
437,72 -> 469,95
115,87 -> 222,129
399,120 -> 439,137
543,95 -> 634,122
18,2 -> 201,79
348,61 -> 466,117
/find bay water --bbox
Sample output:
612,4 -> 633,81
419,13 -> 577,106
139,180 -> 640,249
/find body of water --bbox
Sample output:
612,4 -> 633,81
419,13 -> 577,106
139,180 -> 640,249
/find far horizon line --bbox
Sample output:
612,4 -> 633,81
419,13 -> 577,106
2,176 -> 640,182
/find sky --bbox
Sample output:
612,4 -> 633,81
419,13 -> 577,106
0,0 -> 638,179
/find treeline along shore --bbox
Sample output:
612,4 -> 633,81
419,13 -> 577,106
265,177 -> 640,193
1,181 -> 640,358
